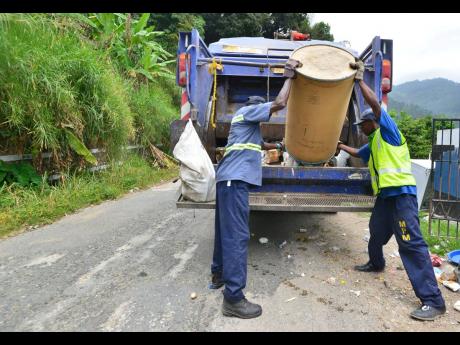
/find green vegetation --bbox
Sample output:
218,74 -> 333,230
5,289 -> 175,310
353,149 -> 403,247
419,212 -> 460,256
0,14 -> 134,166
388,111 -> 454,159
0,154 -> 178,238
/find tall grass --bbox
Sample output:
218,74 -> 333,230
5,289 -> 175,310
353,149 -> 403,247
129,78 -> 180,151
0,14 -> 134,165
0,153 -> 178,238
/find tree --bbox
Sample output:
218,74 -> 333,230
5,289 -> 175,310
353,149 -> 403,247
199,13 -> 333,44
310,22 -> 334,41
150,13 -> 206,54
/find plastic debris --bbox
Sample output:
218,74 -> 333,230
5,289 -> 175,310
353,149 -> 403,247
259,237 -> 268,244
433,267 -> 443,282
434,245 -> 440,250
443,281 -> 460,292
190,292 -> 197,300
350,290 -> 361,297
326,277 -> 337,285
454,300 -> 460,312
279,240 -> 287,249
285,297 -> 297,302
340,279 -> 346,285
299,227 -> 307,233
430,254 -> 443,267
342,233 -> 347,236
393,250 -> 400,258
301,273 -> 305,277
363,234 -> 370,243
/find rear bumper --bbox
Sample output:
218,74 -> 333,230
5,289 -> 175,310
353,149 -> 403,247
176,166 -> 375,212
177,192 -> 375,212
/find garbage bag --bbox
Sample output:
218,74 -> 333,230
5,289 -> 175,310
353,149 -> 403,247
173,120 -> 215,202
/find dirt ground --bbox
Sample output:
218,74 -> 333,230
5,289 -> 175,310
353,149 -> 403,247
208,211 -> 460,331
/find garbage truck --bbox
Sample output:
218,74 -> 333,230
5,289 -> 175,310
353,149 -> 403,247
171,29 -> 394,212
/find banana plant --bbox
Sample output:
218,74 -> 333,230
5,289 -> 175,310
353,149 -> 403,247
85,13 -> 174,82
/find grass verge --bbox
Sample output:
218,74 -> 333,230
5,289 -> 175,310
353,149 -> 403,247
419,211 -> 460,256
0,154 -> 178,239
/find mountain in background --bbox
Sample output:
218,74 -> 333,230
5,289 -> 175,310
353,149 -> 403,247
388,78 -> 460,118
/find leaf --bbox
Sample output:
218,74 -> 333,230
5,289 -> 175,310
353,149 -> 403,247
134,68 -> 154,82
134,13 -> 150,33
64,129 -> 98,165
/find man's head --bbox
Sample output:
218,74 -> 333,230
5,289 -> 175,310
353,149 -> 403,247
246,96 -> 265,106
354,108 -> 378,136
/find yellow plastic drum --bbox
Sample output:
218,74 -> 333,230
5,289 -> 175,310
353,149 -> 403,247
285,44 -> 357,164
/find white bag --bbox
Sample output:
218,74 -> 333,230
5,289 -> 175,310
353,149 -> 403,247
173,120 -> 216,202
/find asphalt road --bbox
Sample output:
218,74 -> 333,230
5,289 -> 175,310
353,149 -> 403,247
1,181 -> 459,331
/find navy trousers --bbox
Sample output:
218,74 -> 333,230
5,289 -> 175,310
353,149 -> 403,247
368,194 -> 445,309
211,180 -> 251,303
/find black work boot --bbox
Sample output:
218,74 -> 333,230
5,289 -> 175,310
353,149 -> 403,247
354,261 -> 384,273
410,304 -> 446,321
209,272 -> 224,289
222,297 -> 262,319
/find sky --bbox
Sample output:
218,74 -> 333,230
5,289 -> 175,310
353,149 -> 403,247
311,13 -> 460,85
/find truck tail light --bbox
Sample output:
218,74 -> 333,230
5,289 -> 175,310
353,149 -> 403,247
178,53 -> 188,87
381,59 -> 391,93
381,77 -> 391,93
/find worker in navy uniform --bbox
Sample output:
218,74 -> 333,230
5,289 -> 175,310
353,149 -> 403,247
209,58 -> 301,319
337,60 -> 446,321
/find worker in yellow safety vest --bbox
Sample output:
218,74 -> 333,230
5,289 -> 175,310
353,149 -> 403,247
337,60 -> 446,321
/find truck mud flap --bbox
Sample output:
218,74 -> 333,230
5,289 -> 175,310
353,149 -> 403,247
177,192 -> 375,212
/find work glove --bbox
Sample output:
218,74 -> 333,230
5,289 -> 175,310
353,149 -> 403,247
283,58 -> 303,79
349,59 -> 365,81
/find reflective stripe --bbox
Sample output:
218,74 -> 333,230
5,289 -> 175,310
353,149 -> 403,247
224,143 -> 261,156
378,167 -> 412,175
231,114 -> 244,124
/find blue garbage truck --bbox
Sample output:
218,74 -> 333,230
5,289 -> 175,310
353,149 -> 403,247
171,29 -> 394,212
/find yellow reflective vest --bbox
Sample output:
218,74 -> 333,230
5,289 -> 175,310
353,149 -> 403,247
368,128 -> 416,195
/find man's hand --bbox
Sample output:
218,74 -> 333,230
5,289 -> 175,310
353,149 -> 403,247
276,141 -> 285,151
349,59 -> 365,81
335,141 -> 343,156
283,58 -> 303,79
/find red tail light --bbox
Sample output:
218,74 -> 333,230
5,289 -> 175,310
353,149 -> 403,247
381,59 -> 391,93
178,53 -> 188,87
381,77 -> 391,93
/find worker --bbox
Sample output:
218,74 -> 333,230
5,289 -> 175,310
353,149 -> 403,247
209,58 -> 301,319
336,59 -> 446,321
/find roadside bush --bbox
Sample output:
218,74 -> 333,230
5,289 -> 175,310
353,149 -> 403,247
0,14 -> 134,168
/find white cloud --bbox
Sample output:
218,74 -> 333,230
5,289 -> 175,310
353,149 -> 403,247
311,13 -> 460,85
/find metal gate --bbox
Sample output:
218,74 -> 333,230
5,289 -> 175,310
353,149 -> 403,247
428,119 -> 460,239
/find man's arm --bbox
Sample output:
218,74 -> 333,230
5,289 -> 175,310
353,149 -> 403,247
270,78 -> 292,114
262,141 -> 283,151
358,80 -> 381,120
270,58 -> 302,114
337,142 -> 361,158
350,60 -> 381,120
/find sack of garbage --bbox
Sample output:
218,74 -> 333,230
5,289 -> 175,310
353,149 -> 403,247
173,120 -> 216,202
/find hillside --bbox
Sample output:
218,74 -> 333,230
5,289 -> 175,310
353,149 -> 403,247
389,78 -> 460,118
